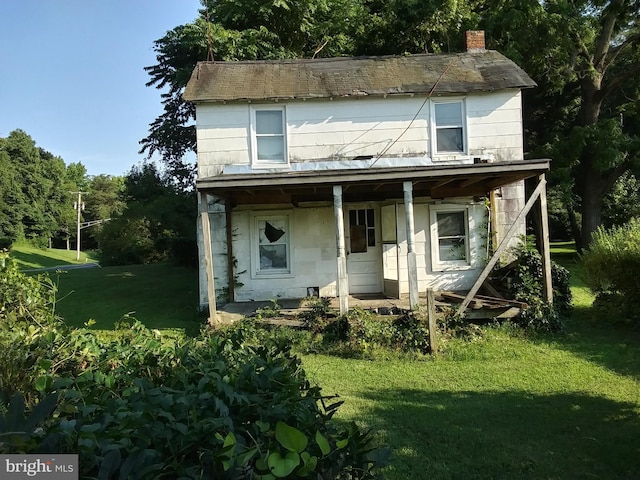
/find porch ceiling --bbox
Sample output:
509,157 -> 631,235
196,159 -> 550,205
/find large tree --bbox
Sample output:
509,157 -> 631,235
483,0 -> 640,249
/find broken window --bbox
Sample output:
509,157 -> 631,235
257,217 -> 289,273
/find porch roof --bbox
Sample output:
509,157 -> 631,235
196,159 -> 550,204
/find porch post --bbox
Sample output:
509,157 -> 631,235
538,174 -> 553,303
403,181 -> 419,309
199,191 -> 219,325
333,185 -> 349,314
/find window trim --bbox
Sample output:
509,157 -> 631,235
250,106 -> 289,167
430,99 -> 467,157
429,205 -> 471,271
250,212 -> 294,278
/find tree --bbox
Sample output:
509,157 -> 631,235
98,163 -> 196,266
482,0 -> 640,249
82,175 -> 126,250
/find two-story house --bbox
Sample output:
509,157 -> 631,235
184,31 -> 552,322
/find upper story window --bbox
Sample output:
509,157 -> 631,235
432,100 -> 466,155
251,107 -> 287,166
430,205 -> 470,270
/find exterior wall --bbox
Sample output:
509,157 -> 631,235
198,198 -> 489,306
230,206 -> 338,302
195,90 -> 525,177
394,198 -> 489,294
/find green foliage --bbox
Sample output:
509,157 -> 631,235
301,301 -> 431,358
98,163 -> 196,266
582,218 -> 640,323
0,251 -> 57,327
0,272 -> 384,479
503,242 -> 572,332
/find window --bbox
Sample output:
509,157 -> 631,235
430,207 -> 470,270
433,101 -> 465,154
254,215 -> 291,276
349,208 -> 375,253
251,107 -> 287,165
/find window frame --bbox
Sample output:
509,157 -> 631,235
250,106 -> 289,167
430,99 -> 467,157
429,205 -> 471,271
251,212 -> 294,278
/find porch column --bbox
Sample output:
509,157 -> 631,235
333,185 -> 349,314
199,191 -> 219,325
538,174 -> 553,303
403,181 -> 419,309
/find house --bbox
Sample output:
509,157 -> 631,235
184,31 -> 553,323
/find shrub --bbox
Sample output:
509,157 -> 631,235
498,242 -> 571,332
0,314 -> 386,478
582,218 -> 640,322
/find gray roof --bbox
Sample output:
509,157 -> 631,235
184,51 -> 536,103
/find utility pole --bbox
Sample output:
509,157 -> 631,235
71,191 -> 87,261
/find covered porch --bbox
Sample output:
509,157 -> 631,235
197,159 -> 552,325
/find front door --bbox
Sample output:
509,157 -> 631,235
346,206 -> 382,294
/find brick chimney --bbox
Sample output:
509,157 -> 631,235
465,30 -> 485,52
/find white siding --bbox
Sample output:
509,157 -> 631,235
195,90 -> 525,177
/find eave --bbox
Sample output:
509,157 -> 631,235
196,159 -> 550,205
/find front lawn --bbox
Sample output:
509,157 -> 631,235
300,243 -> 640,479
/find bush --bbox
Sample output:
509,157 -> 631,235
0,308 -> 386,478
582,218 -> 640,322
498,242 -> 571,332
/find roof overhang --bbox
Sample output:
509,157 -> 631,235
197,159 -> 550,205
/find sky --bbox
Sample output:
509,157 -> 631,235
0,0 -> 202,177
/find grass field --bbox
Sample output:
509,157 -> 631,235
300,243 -> 640,479
10,244 -> 98,270
10,243 -> 640,478
52,263 -> 204,335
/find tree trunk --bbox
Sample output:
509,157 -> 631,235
579,159 -> 603,250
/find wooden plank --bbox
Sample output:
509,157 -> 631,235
427,289 -> 438,355
464,307 -> 521,320
456,177 -> 546,316
538,173 -> 553,303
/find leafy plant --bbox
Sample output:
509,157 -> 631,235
0,298 -> 385,479
500,241 -> 571,332
582,218 -> 640,323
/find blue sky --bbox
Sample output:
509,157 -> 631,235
0,0 -> 202,177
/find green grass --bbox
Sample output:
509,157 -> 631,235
10,243 -> 98,270
299,243 -> 640,479
52,263 -> 204,335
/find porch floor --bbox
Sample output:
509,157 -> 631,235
216,294 -> 425,324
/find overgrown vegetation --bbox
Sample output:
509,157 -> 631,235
0,252 -> 385,478
494,241 -> 572,332
582,217 -> 640,323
